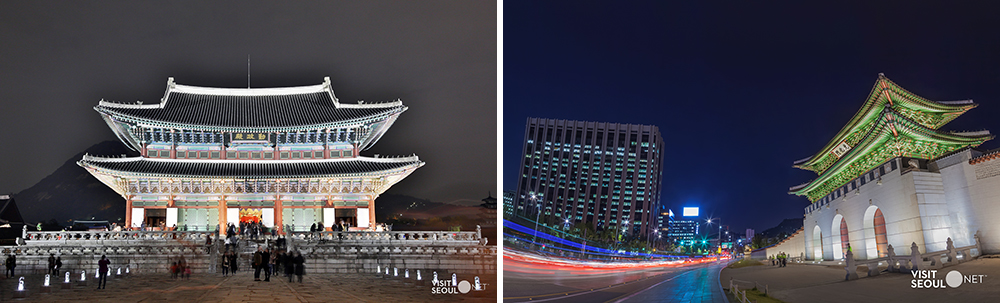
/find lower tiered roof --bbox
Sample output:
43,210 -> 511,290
78,155 -> 423,179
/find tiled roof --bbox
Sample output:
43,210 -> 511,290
78,156 -> 423,179
95,78 -> 405,130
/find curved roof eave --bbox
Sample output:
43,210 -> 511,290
795,74 -> 977,171
95,105 -> 405,133
78,156 -> 425,180
792,110 -> 991,198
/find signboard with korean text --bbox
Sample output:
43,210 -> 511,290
831,140 -> 852,159
232,133 -> 269,142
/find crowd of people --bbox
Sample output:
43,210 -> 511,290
770,252 -> 789,267
170,255 -> 192,279
219,246 -> 305,283
46,253 -> 63,277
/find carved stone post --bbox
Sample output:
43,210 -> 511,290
886,244 -> 897,272
974,230 -> 982,257
946,237 -> 957,265
845,249 -> 858,280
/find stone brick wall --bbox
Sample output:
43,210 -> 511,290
974,158 -> 1000,180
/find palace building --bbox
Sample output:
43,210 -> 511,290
790,74 -> 1000,260
79,77 -> 423,232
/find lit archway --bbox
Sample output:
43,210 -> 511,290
812,225 -> 824,261
863,205 -> 888,259
831,214 -> 845,260
840,217 -> 850,257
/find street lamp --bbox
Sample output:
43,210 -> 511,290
648,228 -> 659,251
616,221 -> 629,253
706,217 -> 722,254
529,192 -> 541,245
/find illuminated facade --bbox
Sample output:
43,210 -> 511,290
513,118 -> 664,238
791,74 -> 1000,260
502,190 -> 515,219
667,220 -> 698,245
79,77 -> 423,232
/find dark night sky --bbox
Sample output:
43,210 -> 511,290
0,1 -> 496,205
504,2 -> 1000,233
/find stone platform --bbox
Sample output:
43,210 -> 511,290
0,269 -> 496,302
8,230 -> 496,277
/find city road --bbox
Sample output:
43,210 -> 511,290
504,255 -> 730,303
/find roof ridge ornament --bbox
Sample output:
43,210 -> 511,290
324,76 -> 340,108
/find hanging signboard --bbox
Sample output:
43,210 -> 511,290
831,140 -> 852,159
233,133 -> 269,141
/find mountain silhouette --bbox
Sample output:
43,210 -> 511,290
16,140 -> 135,225
760,218 -> 803,238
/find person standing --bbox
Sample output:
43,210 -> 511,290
269,251 -> 278,280
5,254 -> 15,278
252,247 -> 264,281
54,256 -> 62,277
262,248 -> 271,282
97,255 -> 110,289
293,251 -> 305,283
229,251 -> 239,274
284,251 -> 295,282
221,252 -> 230,276
47,254 -> 56,276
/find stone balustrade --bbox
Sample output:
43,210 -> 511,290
844,231 -> 982,280
25,231 -> 216,246
287,231 -> 481,245
5,230 -> 496,276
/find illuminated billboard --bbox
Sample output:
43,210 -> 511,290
682,207 -> 699,217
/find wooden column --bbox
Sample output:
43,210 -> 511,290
218,195 -> 227,236
369,199 -> 376,228
274,195 -> 284,235
125,195 -> 134,229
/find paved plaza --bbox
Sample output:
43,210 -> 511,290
721,257 -> 1000,303
0,269 -> 496,302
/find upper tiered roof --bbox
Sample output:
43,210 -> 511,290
790,74 -> 992,201
95,77 -> 406,132
793,74 -> 978,174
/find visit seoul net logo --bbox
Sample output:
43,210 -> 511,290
430,275 -> 485,295
911,270 -> 987,288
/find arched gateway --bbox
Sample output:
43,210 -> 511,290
791,74 -> 992,260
